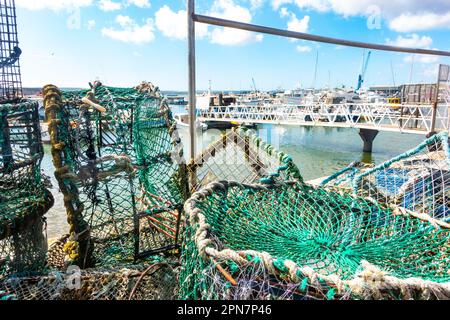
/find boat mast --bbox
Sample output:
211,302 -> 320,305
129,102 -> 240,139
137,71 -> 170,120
312,50 -> 319,92
390,60 -> 396,96
252,77 -> 257,93
409,55 -> 415,84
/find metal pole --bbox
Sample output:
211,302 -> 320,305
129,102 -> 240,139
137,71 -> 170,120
194,14 -> 450,57
430,65 -> 443,133
188,0 -> 196,161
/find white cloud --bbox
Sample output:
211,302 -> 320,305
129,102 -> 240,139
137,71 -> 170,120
271,0 -> 450,32
386,34 -> 433,49
389,12 -> 450,32
98,0 -> 151,11
99,0 -> 122,11
404,54 -> 439,65
209,0 -> 263,46
155,5 -> 208,40
128,0 -> 151,8
287,0 -> 450,17
272,0 -> 293,10
155,2 -> 262,46
296,45 -> 312,52
249,0 -> 265,10
292,0 -> 330,12
87,20 -> 96,30
387,34 -> 439,65
155,6 -> 186,40
280,8 -> 309,33
102,15 -> 155,44
16,0 -> 93,11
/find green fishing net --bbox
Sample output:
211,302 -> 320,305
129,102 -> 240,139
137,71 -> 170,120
1,85 -> 308,300
0,100 -> 53,277
43,82 -> 188,269
4,80 -> 448,302
180,181 -> 450,300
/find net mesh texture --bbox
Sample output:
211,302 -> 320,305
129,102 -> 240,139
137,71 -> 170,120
180,181 -> 450,300
321,131 -> 450,225
0,100 -> 53,278
42,82 -> 189,269
188,126 -> 303,193
0,258 -> 178,300
1,81 -> 449,301
1,81 -> 305,300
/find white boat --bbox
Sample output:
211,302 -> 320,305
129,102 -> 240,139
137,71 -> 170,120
174,114 -> 208,131
238,96 -> 264,106
283,88 -> 304,105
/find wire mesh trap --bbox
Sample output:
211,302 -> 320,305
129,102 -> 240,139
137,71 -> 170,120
0,100 -> 54,277
0,260 -> 178,300
43,82 -> 189,269
321,132 -> 450,224
180,181 -> 450,300
188,127 -> 303,193
0,0 -> 23,103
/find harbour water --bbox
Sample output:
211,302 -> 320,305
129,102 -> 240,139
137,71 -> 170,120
42,106 -> 424,239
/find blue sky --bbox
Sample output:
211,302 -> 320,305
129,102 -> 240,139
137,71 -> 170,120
16,0 -> 450,91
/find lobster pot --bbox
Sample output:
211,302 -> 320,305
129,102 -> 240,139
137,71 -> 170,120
0,260 -> 178,300
0,214 -> 48,277
43,83 -> 188,268
0,101 -> 53,277
321,132 -> 450,221
188,127 -> 303,193
0,0 -> 23,103
180,181 -> 450,300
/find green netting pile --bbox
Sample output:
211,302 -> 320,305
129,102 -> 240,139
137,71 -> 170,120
321,132 -> 449,224
43,82 -> 188,269
0,100 -> 53,278
0,258 -> 178,300
188,127 -> 303,193
180,181 -> 450,300
5,79 -> 448,301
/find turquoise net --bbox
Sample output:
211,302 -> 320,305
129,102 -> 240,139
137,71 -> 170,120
180,181 -> 450,300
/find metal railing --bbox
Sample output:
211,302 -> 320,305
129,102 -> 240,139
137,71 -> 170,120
198,103 -> 449,134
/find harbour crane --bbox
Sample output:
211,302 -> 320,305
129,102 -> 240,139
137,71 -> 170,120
356,50 -> 371,91
252,77 -> 258,93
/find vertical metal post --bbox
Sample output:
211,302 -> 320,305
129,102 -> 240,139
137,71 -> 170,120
447,105 -> 450,131
188,0 -> 196,161
430,65 -> 442,134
